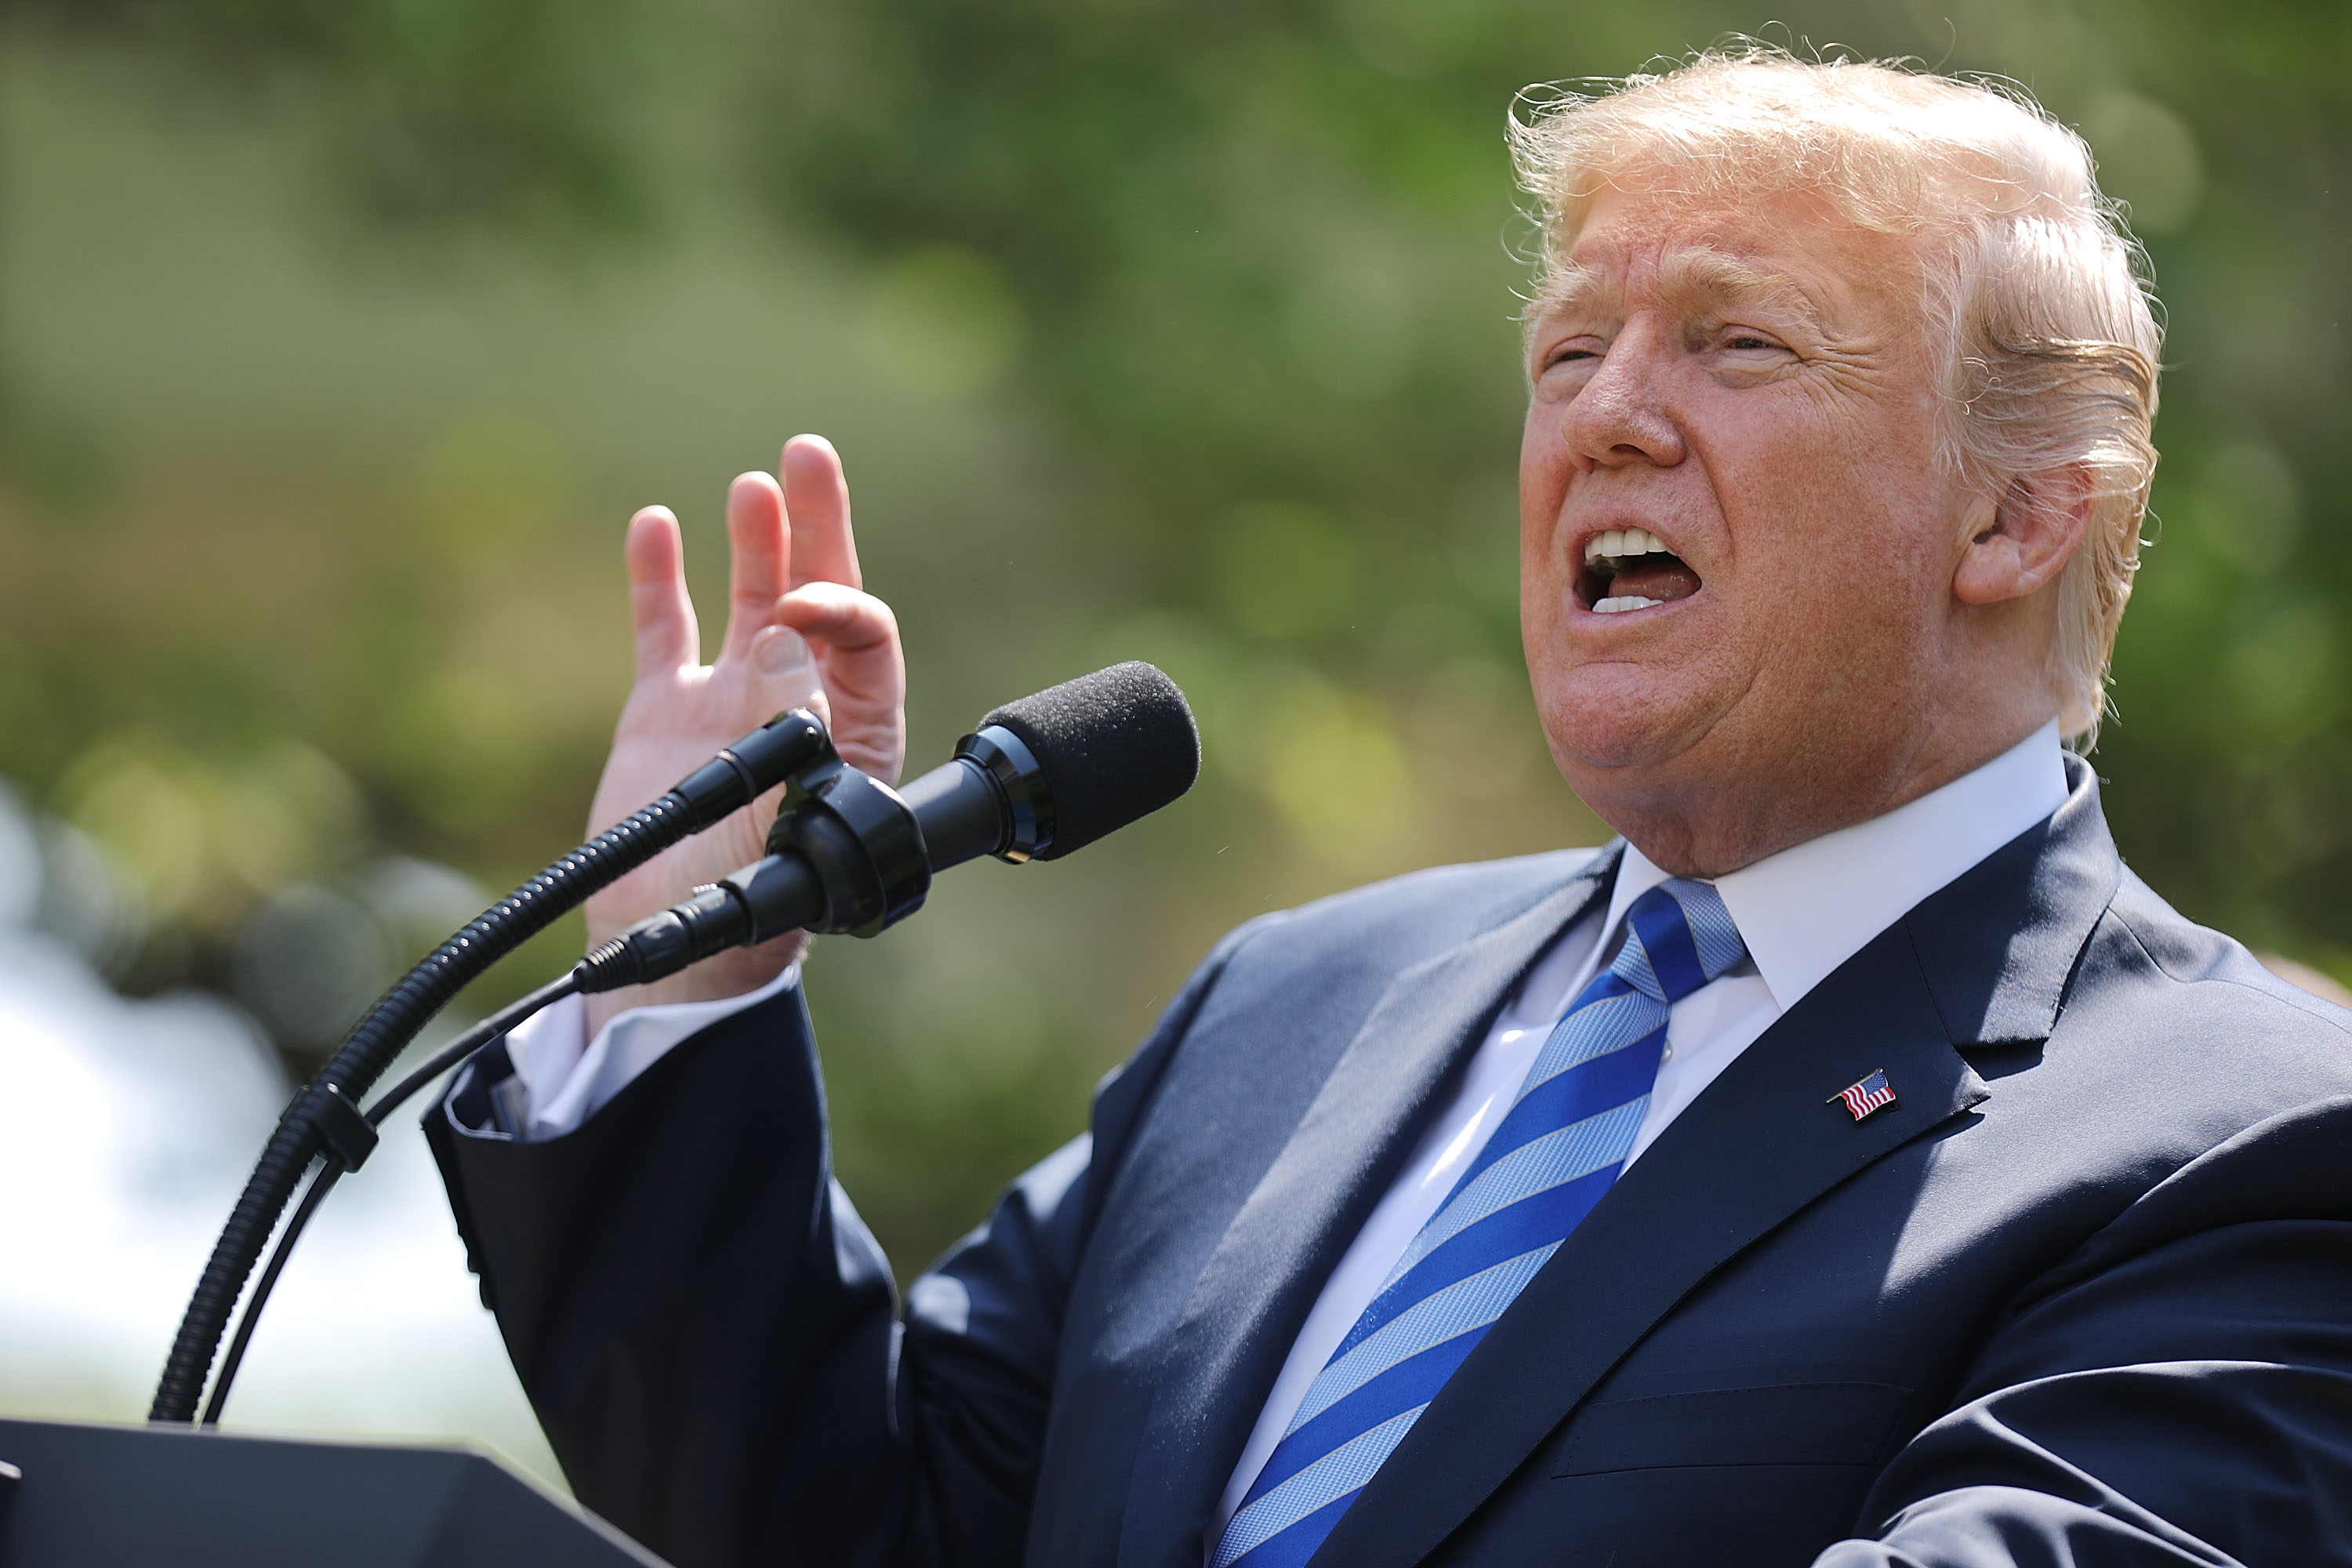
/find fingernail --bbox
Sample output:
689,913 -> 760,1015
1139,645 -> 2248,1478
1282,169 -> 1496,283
754,626 -> 815,675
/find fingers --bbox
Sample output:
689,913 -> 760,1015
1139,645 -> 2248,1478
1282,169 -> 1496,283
781,434 -> 862,590
779,583 -> 904,782
775,580 -> 899,658
626,507 -> 699,680
719,471 -> 790,663
626,437 -> 862,688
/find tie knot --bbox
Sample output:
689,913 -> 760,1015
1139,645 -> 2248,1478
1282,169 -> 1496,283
1610,878 -> 1746,1004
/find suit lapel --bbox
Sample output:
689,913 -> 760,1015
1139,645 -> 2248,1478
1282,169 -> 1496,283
1905,755 -> 2122,1047
1308,757 -> 2121,1568
1116,851 -> 1619,1568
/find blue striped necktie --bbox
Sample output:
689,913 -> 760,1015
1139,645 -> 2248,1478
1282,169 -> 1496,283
1213,879 -> 1746,1568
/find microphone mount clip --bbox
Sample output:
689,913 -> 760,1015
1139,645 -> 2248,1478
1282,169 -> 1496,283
575,710 -> 935,994
763,720 -> 931,938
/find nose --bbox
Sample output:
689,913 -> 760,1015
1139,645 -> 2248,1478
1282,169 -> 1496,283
1557,318 -> 1687,471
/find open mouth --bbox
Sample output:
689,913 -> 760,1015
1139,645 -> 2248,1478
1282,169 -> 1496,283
1577,528 -> 1702,615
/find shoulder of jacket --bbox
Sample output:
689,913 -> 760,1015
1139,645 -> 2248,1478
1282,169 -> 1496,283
2100,866 -> 2352,1047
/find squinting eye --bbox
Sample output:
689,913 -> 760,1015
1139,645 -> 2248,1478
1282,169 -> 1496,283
1725,334 -> 1777,352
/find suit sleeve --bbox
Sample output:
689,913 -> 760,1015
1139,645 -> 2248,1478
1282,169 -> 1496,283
426,922 -> 1258,1568
1814,1094 -> 2352,1567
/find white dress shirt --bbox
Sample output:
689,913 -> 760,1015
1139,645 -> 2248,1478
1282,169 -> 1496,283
501,963 -> 802,1142
501,724 -> 2068,1532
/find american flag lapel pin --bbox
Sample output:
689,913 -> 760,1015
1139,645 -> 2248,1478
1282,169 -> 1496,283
1831,1069 -> 1897,1122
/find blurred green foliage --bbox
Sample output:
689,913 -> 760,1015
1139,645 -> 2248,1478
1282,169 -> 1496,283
2,0 -> 2350,1274
10,0 -> 654,236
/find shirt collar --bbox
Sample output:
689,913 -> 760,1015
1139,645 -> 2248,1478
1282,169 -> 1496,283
1603,722 -> 2068,1012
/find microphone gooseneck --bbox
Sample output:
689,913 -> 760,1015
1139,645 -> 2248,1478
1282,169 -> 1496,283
151,708 -> 841,1425
165,664 -> 1196,1427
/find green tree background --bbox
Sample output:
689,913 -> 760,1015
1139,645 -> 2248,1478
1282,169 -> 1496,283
2,0 -> 2346,1278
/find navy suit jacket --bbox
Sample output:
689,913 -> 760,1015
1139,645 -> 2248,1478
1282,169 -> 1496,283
430,760 -> 2352,1566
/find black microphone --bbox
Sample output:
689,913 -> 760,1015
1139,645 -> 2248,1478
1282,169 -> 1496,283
574,662 -> 1200,993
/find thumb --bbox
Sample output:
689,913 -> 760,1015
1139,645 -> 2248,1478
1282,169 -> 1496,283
747,623 -> 829,726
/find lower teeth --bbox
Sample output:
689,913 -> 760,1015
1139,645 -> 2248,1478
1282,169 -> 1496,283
1593,595 -> 1663,614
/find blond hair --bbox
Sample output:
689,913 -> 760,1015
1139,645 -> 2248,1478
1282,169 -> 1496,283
1512,49 -> 2161,745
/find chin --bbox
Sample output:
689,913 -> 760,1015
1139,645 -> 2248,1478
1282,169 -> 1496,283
1534,665 -> 1708,775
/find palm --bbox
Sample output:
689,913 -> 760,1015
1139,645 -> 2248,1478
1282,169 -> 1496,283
581,437 -> 905,1025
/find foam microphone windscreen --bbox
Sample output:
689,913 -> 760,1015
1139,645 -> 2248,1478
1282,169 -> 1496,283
980,662 -> 1200,860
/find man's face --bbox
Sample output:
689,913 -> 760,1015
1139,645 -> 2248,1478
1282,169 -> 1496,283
1519,183 -> 1984,869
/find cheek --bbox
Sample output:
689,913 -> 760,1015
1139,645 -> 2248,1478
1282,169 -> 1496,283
1519,395 -> 1576,508
1726,554 -> 1940,736
1518,415 -> 1571,615
1519,523 -> 1582,670
1710,401 -> 1951,611
1519,567 -> 1566,695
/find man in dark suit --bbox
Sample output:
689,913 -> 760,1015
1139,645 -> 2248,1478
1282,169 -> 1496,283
430,51 -> 2352,1568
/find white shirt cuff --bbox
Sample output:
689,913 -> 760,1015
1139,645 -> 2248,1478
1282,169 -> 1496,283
503,963 -> 803,1141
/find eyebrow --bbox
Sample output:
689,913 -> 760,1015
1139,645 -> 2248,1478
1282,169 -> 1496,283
1531,247 -> 1828,333
1654,248 -> 1828,331
1530,260 -> 1621,325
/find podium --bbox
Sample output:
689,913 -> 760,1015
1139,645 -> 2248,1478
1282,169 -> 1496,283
0,1417 -> 669,1566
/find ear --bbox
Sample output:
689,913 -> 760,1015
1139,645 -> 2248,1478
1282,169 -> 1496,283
1953,466 -> 2093,606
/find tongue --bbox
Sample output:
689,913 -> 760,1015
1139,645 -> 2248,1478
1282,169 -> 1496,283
1610,557 -> 1700,603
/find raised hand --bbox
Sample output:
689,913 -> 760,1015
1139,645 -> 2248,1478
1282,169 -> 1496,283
581,435 -> 905,1034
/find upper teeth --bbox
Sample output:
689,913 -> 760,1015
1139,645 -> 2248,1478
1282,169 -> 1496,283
1584,527 -> 1671,565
